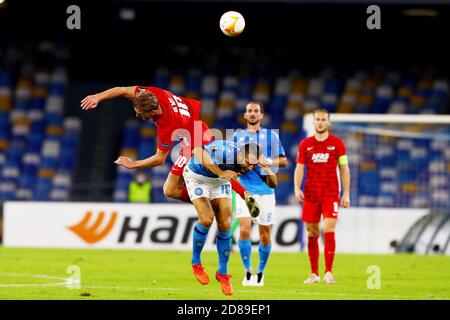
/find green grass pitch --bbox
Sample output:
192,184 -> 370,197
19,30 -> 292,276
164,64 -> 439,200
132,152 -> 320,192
0,247 -> 449,300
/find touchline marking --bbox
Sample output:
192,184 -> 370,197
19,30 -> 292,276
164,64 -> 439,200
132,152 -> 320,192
0,272 -> 69,288
0,273 -> 68,281
0,282 -> 68,288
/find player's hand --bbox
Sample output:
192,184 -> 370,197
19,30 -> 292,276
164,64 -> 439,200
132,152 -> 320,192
219,170 -> 239,181
295,189 -> 304,204
258,155 -> 271,169
81,94 -> 101,110
341,193 -> 350,208
114,156 -> 136,169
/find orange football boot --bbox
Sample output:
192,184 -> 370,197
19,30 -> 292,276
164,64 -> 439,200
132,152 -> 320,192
192,263 -> 209,285
215,272 -> 233,296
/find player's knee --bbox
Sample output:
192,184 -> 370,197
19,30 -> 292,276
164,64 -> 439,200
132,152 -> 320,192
199,216 -> 214,228
260,233 -> 271,246
239,227 -> 251,240
307,230 -> 320,238
259,227 -> 271,245
216,217 -> 231,232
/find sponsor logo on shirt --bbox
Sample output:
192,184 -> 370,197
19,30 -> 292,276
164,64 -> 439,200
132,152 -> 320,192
311,153 -> 330,163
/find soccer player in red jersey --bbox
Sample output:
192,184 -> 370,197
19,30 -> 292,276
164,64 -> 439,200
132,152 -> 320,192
294,109 -> 350,284
80,86 -> 257,211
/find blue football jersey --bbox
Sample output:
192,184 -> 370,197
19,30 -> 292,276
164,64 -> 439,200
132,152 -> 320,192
188,140 -> 242,178
233,128 -> 286,195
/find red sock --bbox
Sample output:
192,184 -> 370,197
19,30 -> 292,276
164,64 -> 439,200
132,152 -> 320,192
230,179 -> 246,199
324,232 -> 336,273
179,185 -> 192,204
307,236 -> 319,275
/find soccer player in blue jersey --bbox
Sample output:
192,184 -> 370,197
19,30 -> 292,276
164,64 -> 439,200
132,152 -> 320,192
233,101 -> 288,286
183,140 -> 275,296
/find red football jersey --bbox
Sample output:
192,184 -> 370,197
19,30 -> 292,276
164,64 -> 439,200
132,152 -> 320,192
296,134 -> 347,202
135,86 -> 207,152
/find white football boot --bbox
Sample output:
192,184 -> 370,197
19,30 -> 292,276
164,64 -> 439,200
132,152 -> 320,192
303,273 -> 321,284
323,272 -> 336,284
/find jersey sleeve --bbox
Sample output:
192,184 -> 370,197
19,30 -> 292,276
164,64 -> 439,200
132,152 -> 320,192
337,138 -> 348,165
296,140 -> 306,164
337,137 -> 347,157
156,125 -> 173,151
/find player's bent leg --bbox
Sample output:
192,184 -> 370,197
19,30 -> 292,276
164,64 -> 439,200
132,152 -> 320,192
191,198 -> 215,285
211,197 -> 233,296
163,172 -> 191,203
323,217 -> 337,284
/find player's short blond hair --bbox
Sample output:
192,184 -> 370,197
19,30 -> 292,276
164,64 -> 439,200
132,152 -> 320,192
133,90 -> 159,114
313,108 -> 330,118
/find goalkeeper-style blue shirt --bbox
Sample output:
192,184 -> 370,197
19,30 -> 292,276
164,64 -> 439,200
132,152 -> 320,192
188,140 -> 242,178
233,128 -> 286,195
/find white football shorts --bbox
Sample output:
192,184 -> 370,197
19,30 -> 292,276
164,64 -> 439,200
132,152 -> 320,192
183,166 -> 232,201
235,193 -> 276,226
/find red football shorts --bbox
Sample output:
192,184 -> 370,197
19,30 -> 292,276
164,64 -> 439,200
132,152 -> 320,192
170,121 -> 214,177
301,198 -> 340,223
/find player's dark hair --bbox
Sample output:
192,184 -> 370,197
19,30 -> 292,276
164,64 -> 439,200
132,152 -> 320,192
133,90 -> 159,113
245,101 -> 264,114
238,142 -> 261,165
313,108 -> 330,118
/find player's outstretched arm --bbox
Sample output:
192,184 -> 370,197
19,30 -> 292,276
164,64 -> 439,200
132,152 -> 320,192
81,86 -> 137,110
339,163 -> 351,208
114,148 -> 169,169
192,147 -> 238,181
294,163 -> 305,203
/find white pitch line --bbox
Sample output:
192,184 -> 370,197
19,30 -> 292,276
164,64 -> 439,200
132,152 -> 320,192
0,272 -> 70,288
0,272 -> 68,281
0,282 -> 68,288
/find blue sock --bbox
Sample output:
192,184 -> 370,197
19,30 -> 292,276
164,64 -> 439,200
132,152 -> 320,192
257,243 -> 272,274
192,223 -> 210,265
238,239 -> 252,271
216,230 -> 232,275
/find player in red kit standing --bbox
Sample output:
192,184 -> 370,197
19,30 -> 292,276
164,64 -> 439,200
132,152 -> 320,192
294,109 -> 350,284
80,86 -> 258,215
